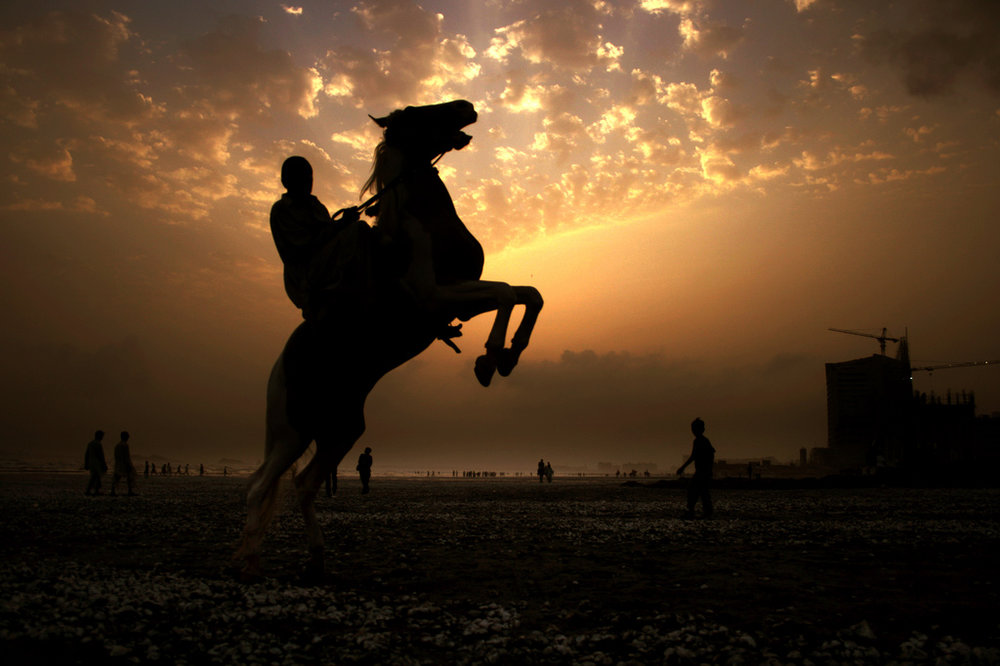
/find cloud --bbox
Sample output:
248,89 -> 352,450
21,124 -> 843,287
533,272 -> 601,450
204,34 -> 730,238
530,111 -> 588,161
174,15 -> 321,120
0,10 -> 153,124
9,142 -> 76,182
858,0 -> 1000,96
485,0 -> 621,71
678,16 -> 745,58
365,348 -> 825,466
318,0 -> 480,109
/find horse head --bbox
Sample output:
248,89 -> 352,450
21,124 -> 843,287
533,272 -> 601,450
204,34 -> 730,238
369,100 -> 477,163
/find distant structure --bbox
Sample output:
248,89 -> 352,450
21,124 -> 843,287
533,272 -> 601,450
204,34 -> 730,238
818,328 -> 998,479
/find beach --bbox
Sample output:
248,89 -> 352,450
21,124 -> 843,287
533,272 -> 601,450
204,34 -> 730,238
1,473 -> 997,664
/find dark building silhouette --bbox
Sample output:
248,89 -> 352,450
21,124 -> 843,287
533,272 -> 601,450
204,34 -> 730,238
822,333 -> 998,479
824,338 -> 912,469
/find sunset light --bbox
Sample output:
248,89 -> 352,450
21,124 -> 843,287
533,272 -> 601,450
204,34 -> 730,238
1,0 -> 998,471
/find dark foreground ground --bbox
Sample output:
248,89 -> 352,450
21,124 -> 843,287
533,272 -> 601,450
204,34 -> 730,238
0,473 -> 998,665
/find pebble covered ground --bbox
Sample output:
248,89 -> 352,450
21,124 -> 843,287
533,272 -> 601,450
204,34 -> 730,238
0,473 -> 998,664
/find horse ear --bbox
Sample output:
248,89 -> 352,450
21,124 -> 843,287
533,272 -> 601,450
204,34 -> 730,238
369,114 -> 389,128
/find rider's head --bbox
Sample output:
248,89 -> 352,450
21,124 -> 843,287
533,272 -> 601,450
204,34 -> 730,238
691,417 -> 705,436
281,156 -> 313,195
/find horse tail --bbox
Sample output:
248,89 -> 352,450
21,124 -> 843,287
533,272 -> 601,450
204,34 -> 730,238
234,352 -> 306,569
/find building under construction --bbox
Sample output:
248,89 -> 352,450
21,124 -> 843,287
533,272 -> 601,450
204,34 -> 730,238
819,329 -> 998,478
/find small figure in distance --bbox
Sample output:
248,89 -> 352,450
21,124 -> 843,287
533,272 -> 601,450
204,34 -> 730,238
677,417 -> 715,519
537,458 -> 545,483
111,431 -> 138,496
544,461 -> 554,483
200,463 -> 204,476
325,469 -> 337,498
84,430 -> 108,496
356,447 -> 373,494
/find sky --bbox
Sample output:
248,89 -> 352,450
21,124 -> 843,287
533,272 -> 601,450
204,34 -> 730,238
1,0 -> 998,472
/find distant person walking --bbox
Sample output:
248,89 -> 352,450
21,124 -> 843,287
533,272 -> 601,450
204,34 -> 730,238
84,430 -> 108,496
144,460 -> 150,478
356,447 -> 373,494
325,469 -> 337,497
544,461 -> 554,483
537,458 -> 545,483
677,417 -> 715,519
111,431 -> 138,496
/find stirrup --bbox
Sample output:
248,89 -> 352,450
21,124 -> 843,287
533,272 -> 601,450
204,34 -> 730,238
437,323 -> 463,354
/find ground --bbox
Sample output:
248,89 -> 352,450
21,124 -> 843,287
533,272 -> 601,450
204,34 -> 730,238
0,473 -> 998,664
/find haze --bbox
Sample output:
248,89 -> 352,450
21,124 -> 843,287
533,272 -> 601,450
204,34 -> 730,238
1,0 -> 998,471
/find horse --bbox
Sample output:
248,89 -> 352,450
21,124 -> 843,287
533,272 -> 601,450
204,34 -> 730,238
233,100 -> 543,580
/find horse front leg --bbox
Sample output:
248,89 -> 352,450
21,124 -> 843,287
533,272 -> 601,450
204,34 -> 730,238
472,282 -> 516,387
497,285 -> 543,377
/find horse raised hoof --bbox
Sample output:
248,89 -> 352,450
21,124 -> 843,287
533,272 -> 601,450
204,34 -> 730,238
496,347 -> 522,377
474,354 -> 497,387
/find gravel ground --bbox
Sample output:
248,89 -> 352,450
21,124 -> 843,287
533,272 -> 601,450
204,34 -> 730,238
1,473 -> 998,664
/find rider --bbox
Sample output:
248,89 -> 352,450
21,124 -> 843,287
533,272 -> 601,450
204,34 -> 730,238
270,156 -> 369,321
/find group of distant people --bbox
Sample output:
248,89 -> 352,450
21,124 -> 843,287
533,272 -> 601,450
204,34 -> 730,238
536,459 -> 554,483
84,430 -> 235,497
143,462 -> 214,477
531,417 -> 715,519
84,430 -> 136,496
82,418 -> 715,517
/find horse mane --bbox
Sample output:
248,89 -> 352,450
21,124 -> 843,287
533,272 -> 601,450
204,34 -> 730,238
361,132 -> 406,239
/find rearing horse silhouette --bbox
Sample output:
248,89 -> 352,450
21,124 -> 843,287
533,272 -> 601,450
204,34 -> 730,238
233,100 -> 542,579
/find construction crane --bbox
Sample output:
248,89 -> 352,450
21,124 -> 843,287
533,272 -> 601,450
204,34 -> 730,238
910,360 -> 999,375
828,327 -> 900,356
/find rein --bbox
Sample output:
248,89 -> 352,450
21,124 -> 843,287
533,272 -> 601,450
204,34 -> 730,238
328,151 -> 465,353
331,152 -> 444,224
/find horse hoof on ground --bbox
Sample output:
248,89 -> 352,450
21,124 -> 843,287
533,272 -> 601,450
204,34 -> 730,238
496,347 -> 521,377
234,565 -> 264,584
231,554 -> 264,583
301,562 -> 325,585
474,354 -> 497,387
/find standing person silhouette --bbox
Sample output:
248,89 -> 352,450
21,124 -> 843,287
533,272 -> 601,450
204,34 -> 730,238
111,431 -> 138,496
356,447 -> 373,494
677,417 -> 715,519
537,458 -> 545,483
84,430 -> 108,495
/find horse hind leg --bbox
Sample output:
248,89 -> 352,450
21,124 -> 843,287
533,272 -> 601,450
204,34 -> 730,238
233,361 -> 312,579
293,415 -> 365,582
497,285 -> 543,377
234,428 -> 310,579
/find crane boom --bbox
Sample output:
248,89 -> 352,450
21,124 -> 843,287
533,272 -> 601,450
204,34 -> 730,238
910,360 -> 999,373
828,327 -> 900,355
